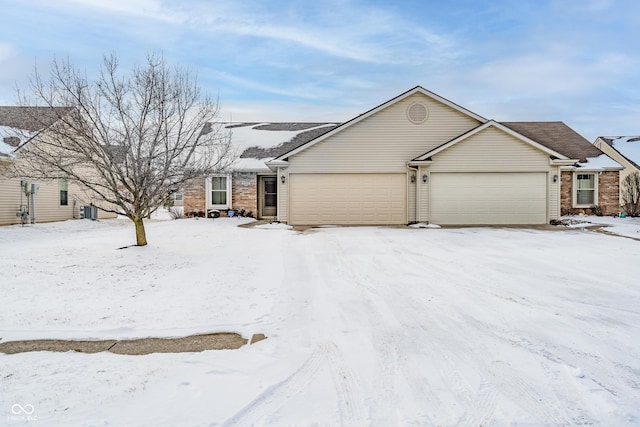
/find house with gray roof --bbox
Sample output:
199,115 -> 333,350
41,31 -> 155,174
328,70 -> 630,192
185,86 -> 622,225
594,136 -> 640,207
0,106 -> 115,225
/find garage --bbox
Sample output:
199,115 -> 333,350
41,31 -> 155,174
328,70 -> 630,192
289,173 -> 406,225
429,172 -> 548,225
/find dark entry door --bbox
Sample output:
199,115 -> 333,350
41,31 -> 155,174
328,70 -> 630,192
261,176 -> 277,217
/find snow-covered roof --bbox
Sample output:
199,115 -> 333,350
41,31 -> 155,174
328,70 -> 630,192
599,136 -> 640,170
575,153 -> 623,171
222,122 -> 340,172
0,125 -> 36,158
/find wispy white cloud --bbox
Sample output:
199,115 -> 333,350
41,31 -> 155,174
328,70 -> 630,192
62,0 -> 187,24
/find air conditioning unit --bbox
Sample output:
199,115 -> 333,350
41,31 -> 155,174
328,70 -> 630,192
81,205 -> 98,220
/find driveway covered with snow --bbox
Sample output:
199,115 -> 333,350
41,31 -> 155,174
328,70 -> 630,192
1,218 -> 639,426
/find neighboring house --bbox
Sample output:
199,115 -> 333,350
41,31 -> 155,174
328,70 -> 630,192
0,106 -> 116,225
184,122 -> 339,218
185,86 -> 622,225
593,136 -> 640,205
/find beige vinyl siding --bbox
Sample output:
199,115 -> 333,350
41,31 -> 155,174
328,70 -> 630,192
286,93 -> 481,174
429,126 -> 551,172
407,172 -> 416,223
418,166 -> 429,222
549,168 -> 560,220
278,168 -> 289,223
0,177 -> 116,225
0,177 -> 75,225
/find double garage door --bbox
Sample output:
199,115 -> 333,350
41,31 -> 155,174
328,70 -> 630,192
429,172 -> 548,225
288,172 -> 548,226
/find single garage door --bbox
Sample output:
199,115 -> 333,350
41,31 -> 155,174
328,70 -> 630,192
289,173 -> 406,225
430,172 -> 547,225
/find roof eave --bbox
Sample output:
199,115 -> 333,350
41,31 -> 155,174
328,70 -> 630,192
265,159 -> 288,172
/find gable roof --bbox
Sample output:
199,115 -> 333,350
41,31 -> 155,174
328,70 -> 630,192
597,136 -> 640,170
412,120 -> 570,161
270,86 -> 487,162
501,121 -> 602,162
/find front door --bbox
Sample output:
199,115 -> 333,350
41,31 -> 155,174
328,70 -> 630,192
260,176 -> 277,217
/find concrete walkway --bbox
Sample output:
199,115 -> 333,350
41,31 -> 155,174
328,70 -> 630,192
0,333 -> 266,355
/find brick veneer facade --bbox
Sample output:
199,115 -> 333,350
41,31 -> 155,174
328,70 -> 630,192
183,172 -> 259,217
232,172 -> 258,216
183,177 -> 206,217
560,170 -> 620,216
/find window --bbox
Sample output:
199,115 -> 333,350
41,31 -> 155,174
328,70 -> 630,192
173,192 -> 183,202
59,178 -> 68,206
207,175 -> 231,208
575,173 -> 596,206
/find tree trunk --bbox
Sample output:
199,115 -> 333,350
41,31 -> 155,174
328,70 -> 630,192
134,217 -> 148,246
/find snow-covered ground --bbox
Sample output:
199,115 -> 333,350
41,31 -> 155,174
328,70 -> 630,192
1,216 -> 640,426
563,214 -> 640,239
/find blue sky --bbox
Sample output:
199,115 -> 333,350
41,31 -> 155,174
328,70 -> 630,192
1,0 -> 638,140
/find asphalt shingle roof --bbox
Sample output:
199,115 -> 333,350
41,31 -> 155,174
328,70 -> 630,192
236,123 -> 340,159
501,121 -> 603,162
0,106 -> 73,132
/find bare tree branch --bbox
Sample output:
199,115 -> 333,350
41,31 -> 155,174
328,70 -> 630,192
12,52 -> 234,245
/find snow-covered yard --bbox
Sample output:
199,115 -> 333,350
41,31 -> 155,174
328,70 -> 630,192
1,216 -> 640,426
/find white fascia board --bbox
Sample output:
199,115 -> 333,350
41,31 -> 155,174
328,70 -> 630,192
265,159 -> 288,172
273,86 -> 487,162
551,159 -> 579,166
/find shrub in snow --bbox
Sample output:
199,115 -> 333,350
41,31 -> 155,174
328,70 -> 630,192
622,172 -> 640,216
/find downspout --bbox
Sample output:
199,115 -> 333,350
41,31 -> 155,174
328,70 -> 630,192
30,183 -> 37,224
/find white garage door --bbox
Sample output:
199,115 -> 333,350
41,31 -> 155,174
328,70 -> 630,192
289,173 -> 406,225
430,172 -> 547,225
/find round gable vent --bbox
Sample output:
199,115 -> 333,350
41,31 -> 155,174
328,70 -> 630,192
407,102 -> 429,124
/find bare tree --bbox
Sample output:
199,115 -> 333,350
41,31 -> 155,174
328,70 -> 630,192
622,172 -> 640,216
13,53 -> 234,245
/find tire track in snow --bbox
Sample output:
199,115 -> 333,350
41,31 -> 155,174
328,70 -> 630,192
222,347 -> 326,427
487,360 -> 570,426
369,331 -> 400,427
326,233 -> 461,425
463,380 -> 498,427
323,341 -> 367,426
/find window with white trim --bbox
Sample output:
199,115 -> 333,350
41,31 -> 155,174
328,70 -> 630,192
207,175 -> 232,208
574,173 -> 597,207
59,178 -> 68,206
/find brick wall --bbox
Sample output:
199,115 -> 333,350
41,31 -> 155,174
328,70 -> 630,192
232,172 -> 258,216
560,170 -> 620,216
183,173 -> 259,217
560,171 -> 573,215
598,170 -> 620,215
184,178 -> 206,217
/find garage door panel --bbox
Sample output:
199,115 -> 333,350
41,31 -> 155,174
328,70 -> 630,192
289,174 -> 406,225
430,173 -> 547,225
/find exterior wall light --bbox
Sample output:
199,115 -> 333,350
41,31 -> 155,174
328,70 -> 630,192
422,174 -> 428,183
553,174 -> 558,183
410,174 -> 416,183
281,175 -> 286,184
